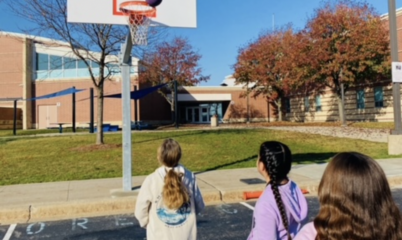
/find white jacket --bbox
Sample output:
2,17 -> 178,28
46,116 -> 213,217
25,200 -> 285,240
135,165 -> 205,240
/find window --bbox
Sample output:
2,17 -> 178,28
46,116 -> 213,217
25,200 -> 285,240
304,97 -> 310,112
374,86 -> 384,108
91,61 -> 99,69
49,55 -> 63,78
106,63 -> 120,75
64,57 -> 76,69
64,57 -> 77,78
36,53 -> 48,71
34,53 -> 136,80
356,90 -> 365,109
315,96 -> 322,112
77,59 -> 87,69
49,56 -> 62,70
285,98 -> 291,113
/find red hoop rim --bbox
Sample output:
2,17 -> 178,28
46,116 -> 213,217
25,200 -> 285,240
119,1 -> 156,17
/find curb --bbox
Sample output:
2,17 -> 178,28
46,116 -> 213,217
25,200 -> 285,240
2,175 -> 402,225
0,198 -> 136,225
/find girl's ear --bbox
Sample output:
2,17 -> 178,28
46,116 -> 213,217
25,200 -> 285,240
258,161 -> 266,173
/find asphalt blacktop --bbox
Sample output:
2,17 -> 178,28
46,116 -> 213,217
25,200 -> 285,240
2,158 -> 402,225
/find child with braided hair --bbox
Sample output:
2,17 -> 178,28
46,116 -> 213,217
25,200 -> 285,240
247,141 -> 308,240
135,138 -> 205,240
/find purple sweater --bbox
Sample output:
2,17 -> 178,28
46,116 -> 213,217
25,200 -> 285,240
293,222 -> 316,240
247,180 -> 308,240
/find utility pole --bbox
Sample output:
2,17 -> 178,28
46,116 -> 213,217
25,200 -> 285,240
388,0 -> 402,135
341,83 -> 347,127
387,0 -> 402,155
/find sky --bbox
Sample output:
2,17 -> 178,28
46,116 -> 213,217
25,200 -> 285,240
1,0 -> 402,86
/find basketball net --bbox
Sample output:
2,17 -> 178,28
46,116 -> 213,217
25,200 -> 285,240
119,1 -> 156,45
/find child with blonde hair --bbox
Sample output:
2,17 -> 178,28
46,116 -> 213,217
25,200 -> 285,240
135,138 -> 205,240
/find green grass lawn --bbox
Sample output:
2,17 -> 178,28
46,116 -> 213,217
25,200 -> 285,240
0,128 -> 400,186
0,121 -> 395,138
348,122 -> 395,129
0,128 -> 88,137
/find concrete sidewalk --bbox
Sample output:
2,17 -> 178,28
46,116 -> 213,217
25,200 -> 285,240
1,158 -> 402,225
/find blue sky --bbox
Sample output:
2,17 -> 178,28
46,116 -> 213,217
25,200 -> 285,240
1,0 -> 402,86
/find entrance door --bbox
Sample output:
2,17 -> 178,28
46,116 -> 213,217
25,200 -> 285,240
38,105 -> 58,129
200,107 -> 209,123
186,107 -> 209,123
186,107 -> 197,123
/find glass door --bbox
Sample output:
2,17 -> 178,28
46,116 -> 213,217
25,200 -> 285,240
186,107 -> 206,123
200,107 -> 209,123
186,108 -> 194,123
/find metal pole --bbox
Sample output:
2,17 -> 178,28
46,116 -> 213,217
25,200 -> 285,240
174,80 -> 179,129
268,100 -> 270,123
90,88 -> 94,133
341,83 -> 347,127
13,100 -> 17,135
246,84 -> 250,123
120,34 -> 133,191
134,85 -> 138,126
389,0 -> 402,134
72,86 -> 76,133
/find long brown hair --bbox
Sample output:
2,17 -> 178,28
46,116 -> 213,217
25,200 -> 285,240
158,138 -> 189,210
259,141 -> 293,240
314,152 -> 402,240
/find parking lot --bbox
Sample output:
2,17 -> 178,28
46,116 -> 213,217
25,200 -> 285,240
4,187 -> 402,240
0,196 -> 322,240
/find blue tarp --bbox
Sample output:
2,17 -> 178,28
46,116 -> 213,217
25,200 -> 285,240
22,87 -> 85,101
104,83 -> 167,100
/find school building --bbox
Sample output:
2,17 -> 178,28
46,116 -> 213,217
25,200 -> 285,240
0,32 -> 274,130
283,9 -> 402,123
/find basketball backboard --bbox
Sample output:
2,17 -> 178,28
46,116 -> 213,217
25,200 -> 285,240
67,0 -> 197,28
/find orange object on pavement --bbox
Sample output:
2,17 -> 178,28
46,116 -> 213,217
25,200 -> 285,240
243,188 -> 309,200
243,191 -> 263,200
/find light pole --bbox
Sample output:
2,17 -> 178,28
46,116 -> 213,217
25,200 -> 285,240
246,82 -> 250,123
388,0 -> 402,135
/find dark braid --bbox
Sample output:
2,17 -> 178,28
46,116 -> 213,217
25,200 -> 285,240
262,142 -> 292,240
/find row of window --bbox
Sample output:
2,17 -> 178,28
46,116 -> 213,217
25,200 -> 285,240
357,87 -> 384,109
285,87 -> 385,113
34,53 -> 134,80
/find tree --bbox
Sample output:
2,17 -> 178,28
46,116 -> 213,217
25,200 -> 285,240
305,0 -> 391,121
5,0 -> 165,144
233,28 -> 306,121
138,37 -> 209,124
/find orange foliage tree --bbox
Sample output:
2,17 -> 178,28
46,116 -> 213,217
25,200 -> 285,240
139,37 -> 209,124
304,0 -> 391,120
233,27 -> 308,121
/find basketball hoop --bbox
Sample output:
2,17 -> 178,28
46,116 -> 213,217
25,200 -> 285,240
119,1 -> 156,45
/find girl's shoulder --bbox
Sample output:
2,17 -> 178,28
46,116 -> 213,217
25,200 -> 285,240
180,165 -> 196,178
294,222 -> 317,240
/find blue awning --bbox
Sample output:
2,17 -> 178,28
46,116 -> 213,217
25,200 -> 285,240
104,83 -> 167,100
22,88 -> 85,101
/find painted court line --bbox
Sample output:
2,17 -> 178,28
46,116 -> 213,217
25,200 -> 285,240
240,202 -> 255,211
2,224 -> 17,240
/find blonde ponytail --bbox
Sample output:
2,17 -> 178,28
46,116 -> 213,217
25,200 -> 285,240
163,170 -> 189,209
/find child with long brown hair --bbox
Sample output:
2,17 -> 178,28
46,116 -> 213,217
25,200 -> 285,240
135,138 -> 205,240
294,152 -> 402,240
248,141 -> 308,240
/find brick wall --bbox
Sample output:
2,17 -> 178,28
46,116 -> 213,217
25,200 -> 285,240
0,35 -> 24,100
33,78 -> 138,128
